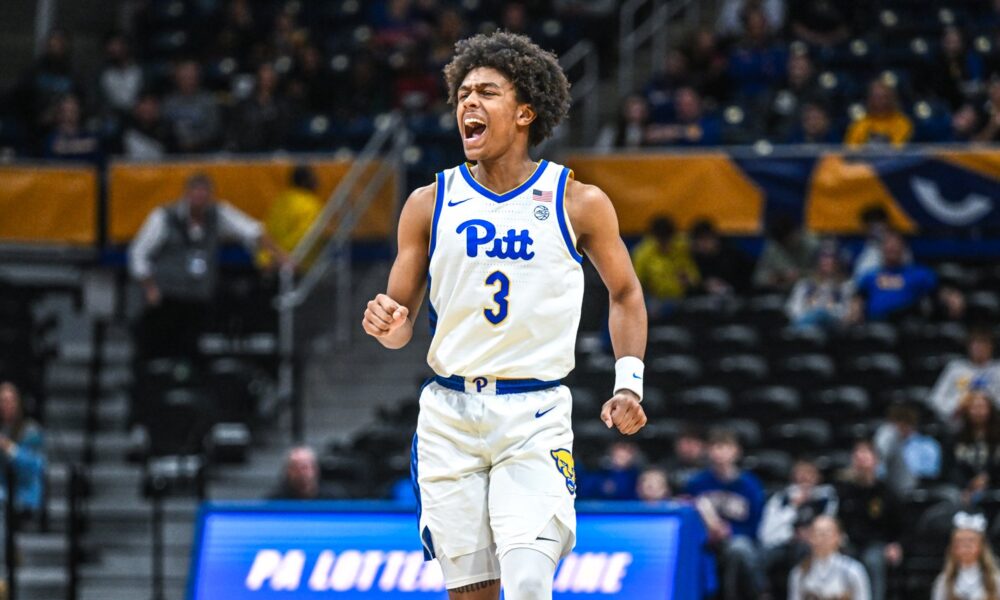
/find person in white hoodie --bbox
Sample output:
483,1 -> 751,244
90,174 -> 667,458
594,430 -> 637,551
759,459 -> 839,596
930,329 -> 1000,427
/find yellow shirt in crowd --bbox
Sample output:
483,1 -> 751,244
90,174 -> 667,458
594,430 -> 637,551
844,111 -> 914,147
631,235 -> 700,301
257,186 -> 323,269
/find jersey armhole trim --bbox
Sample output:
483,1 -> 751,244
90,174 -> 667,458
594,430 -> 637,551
428,171 -> 445,258
555,168 -> 583,263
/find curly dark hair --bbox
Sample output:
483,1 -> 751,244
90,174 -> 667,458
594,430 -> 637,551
443,31 -> 571,147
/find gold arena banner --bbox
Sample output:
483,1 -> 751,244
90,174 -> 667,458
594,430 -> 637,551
108,159 -> 396,243
0,166 -> 97,245
566,154 -> 765,236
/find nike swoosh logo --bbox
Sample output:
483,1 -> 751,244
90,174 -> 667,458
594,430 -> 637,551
535,406 -> 556,418
536,536 -> 559,543
447,197 -> 473,207
632,373 -> 642,380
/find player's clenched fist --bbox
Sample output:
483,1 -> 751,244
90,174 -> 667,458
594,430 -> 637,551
362,294 -> 409,338
600,392 -> 647,435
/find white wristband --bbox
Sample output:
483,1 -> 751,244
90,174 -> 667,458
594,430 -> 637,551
613,356 -> 644,401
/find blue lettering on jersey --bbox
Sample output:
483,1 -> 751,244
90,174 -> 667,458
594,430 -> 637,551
455,219 -> 535,260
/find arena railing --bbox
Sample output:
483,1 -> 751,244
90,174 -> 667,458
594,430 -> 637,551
555,39 -> 601,146
275,112 -> 408,442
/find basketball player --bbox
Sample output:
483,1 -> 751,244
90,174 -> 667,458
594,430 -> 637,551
362,32 -> 648,600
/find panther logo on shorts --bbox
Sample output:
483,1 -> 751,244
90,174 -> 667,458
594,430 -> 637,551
550,448 -> 576,495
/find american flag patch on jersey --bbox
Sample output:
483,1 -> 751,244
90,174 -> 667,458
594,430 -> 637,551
532,189 -> 553,202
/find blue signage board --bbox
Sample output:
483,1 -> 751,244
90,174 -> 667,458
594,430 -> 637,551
188,501 -> 708,599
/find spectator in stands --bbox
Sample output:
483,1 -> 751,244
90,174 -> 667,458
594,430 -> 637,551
687,29 -> 729,104
645,86 -> 722,146
637,466 -> 672,503
0,382 -> 46,517
930,329 -> 1000,425
227,62 -> 290,152
932,511 -> 1000,600
631,215 -> 700,318
98,31 -> 143,117
715,0 -> 785,38
875,403 -> 943,495
690,219 -> 751,296
287,45 -> 338,114
584,441 -> 643,501
428,7 -> 468,71
665,425 -> 707,491
599,94 -> 652,149
765,51 -> 824,139
726,7 -> 787,103
852,205 -> 909,280
788,0 -> 863,47
753,215 -> 819,291
392,48 -> 441,112
41,93 -> 103,164
759,458 -> 839,595
948,390 -> 1000,505
844,80 -> 914,148
372,0 -> 424,49
212,0 -> 257,66
162,59 -> 222,153
685,428 -> 766,600
786,101 -> 839,144
269,446 -> 332,500
129,173 -> 288,360
13,28 -> 81,132
951,104 -> 982,143
849,231 -> 942,323
924,27 -> 985,111
258,164 -> 323,270
337,54 -> 392,122
642,49 -> 693,123
785,242 -> 853,329
119,93 -> 177,160
788,516 -> 872,600
974,77 -> 1000,143
836,439 -> 904,600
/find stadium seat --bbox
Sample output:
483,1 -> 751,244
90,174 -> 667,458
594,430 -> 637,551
648,354 -> 703,386
717,418 -> 762,451
706,324 -> 761,353
635,420 -> 683,460
743,449 -> 793,487
966,291 -> 1000,320
765,419 -> 833,454
647,325 -> 694,355
775,353 -> 836,388
735,386 -> 801,423
807,386 -> 872,419
841,353 -> 906,390
673,386 -> 732,419
710,354 -> 770,388
769,326 -> 829,357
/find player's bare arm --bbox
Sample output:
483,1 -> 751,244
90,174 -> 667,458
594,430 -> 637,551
566,179 -> 648,436
362,182 -> 434,349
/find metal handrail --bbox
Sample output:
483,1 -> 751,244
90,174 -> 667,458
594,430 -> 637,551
275,113 -> 408,439
559,40 -> 601,144
618,0 -> 694,98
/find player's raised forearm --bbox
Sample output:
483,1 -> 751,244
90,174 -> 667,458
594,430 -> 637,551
608,274 -> 647,360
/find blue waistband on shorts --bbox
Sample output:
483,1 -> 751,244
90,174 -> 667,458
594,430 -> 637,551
433,375 -> 561,395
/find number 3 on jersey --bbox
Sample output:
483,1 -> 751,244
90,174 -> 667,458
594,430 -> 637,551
484,271 -> 510,324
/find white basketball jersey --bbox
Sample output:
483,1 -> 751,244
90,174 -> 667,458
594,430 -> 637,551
426,160 -> 584,381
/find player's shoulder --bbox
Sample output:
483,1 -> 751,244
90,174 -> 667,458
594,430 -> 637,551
565,177 -> 610,208
407,180 -> 437,206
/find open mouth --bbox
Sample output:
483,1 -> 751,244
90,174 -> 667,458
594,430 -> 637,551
463,117 -> 487,142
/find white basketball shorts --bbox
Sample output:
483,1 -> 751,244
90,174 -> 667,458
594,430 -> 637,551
411,377 -> 577,567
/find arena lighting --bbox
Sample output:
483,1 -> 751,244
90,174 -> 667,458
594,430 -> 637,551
187,501 -> 710,599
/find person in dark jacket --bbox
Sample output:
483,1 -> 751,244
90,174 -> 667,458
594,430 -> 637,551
835,439 -> 904,600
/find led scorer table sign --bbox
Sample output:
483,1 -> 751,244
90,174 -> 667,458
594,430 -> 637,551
188,501 -> 708,599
